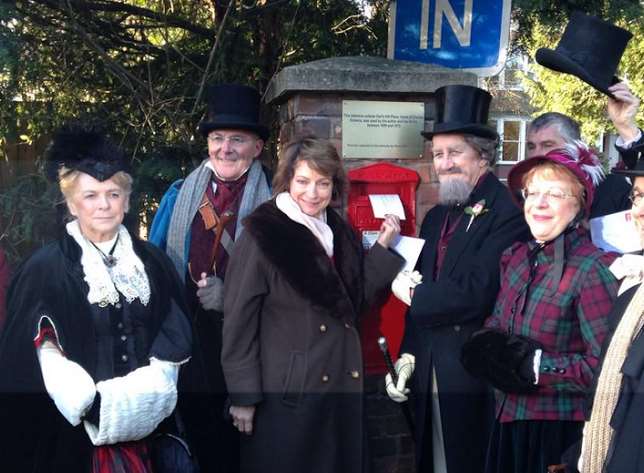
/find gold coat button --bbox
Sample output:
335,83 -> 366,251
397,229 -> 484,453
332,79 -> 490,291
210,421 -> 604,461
322,374 -> 329,382
350,370 -> 360,379
319,324 -> 327,333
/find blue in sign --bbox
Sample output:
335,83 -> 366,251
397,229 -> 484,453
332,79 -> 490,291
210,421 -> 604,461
391,0 -> 511,75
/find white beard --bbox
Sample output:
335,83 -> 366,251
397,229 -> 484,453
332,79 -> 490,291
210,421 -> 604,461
438,178 -> 474,206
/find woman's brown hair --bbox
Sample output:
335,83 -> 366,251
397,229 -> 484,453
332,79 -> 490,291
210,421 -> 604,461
272,137 -> 348,204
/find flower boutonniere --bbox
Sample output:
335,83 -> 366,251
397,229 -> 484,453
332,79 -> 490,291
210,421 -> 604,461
464,199 -> 489,232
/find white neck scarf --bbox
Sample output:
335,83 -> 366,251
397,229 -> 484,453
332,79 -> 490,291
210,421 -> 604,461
66,220 -> 151,307
275,192 -> 334,257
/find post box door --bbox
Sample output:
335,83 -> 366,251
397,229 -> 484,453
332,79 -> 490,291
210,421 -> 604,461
347,163 -> 419,374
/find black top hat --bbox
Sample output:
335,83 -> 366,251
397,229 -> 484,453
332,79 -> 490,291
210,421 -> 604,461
44,124 -> 130,182
614,156 -> 644,179
198,84 -> 269,141
422,85 -> 498,140
535,11 -> 632,97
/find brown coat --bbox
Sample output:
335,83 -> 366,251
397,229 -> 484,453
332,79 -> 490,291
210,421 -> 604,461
222,200 -> 403,473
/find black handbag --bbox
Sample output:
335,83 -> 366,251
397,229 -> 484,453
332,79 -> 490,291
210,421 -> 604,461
151,413 -> 200,473
152,433 -> 200,473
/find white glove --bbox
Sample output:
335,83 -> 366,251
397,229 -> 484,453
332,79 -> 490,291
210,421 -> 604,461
609,254 -> 644,296
609,254 -> 644,280
391,270 -> 423,306
385,353 -> 415,403
197,276 -> 224,312
37,341 -> 97,426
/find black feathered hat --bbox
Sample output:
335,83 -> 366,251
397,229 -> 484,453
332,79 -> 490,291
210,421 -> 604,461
198,84 -> 269,141
44,124 -> 130,182
535,11 -> 632,97
422,85 -> 498,140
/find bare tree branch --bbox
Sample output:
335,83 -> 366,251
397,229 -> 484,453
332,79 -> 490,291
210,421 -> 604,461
17,2 -> 167,56
52,0 -> 215,38
63,0 -> 149,103
191,0 -> 234,115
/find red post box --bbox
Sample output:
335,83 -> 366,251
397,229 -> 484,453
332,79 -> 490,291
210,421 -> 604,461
347,163 -> 420,375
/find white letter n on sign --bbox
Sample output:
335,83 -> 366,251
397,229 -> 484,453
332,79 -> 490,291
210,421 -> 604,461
419,0 -> 473,50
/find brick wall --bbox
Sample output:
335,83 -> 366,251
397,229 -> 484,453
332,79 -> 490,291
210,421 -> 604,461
365,373 -> 416,473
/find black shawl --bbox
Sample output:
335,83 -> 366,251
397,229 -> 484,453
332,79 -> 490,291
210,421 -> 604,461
0,231 -> 192,473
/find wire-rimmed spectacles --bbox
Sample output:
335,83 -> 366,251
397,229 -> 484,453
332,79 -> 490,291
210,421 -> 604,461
629,191 -> 644,206
207,134 -> 254,146
521,188 -> 577,203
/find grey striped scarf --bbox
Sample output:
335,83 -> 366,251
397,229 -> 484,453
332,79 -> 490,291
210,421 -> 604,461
165,159 -> 271,278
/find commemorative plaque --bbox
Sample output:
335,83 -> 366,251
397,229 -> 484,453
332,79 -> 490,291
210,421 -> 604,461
342,100 -> 425,159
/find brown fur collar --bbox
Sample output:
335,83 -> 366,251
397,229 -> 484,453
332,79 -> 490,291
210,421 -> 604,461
243,200 -> 364,317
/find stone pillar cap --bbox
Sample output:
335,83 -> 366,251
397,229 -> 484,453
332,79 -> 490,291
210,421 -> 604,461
265,56 -> 478,105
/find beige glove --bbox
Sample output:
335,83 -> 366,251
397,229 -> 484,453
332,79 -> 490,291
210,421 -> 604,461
385,353 -> 415,403
391,270 -> 423,306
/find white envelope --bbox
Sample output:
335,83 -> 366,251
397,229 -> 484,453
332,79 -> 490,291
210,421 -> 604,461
590,210 -> 642,254
368,194 -> 406,220
362,232 -> 425,272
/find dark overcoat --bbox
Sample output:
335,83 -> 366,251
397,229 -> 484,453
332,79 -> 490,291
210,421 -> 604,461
580,283 -> 644,473
0,248 -> 8,332
616,131 -> 644,170
222,200 -> 403,473
590,174 -> 631,218
0,232 -> 192,473
401,172 -> 531,473
593,131 -> 644,219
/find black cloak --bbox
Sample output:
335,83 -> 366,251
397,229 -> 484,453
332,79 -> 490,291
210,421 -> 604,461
0,230 -> 192,473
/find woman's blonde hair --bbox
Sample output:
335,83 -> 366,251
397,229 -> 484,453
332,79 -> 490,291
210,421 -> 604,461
58,167 -> 133,219
58,167 -> 133,200
522,161 -> 585,210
